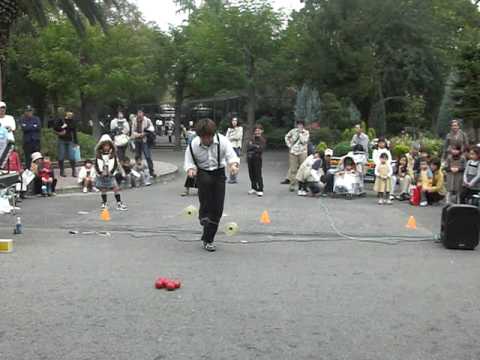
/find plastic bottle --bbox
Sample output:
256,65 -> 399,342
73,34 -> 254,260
14,217 -> 22,235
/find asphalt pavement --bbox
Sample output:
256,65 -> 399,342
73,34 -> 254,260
0,149 -> 479,360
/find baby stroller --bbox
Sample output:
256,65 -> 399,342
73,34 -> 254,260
333,154 -> 366,199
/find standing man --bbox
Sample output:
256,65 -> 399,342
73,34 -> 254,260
132,109 -> 156,178
20,105 -> 42,169
184,118 -> 240,252
442,119 -> 469,162
350,124 -> 370,153
0,101 -> 16,142
283,120 -> 310,192
54,111 -> 78,177
226,117 -> 244,184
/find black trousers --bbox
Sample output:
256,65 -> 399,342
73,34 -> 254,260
247,157 -> 263,191
197,168 -> 226,243
23,141 -> 40,169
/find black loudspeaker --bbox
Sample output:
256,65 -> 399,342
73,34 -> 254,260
441,204 -> 480,250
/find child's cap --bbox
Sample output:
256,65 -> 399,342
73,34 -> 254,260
325,149 -> 333,157
31,152 -> 43,162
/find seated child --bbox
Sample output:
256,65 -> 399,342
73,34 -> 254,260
117,157 -> 133,187
37,155 -> 54,196
334,155 -> 362,198
131,159 -> 152,187
373,153 -> 393,205
393,155 -> 411,201
77,159 -> 97,193
460,146 -> 480,204
444,144 -> 465,204
419,158 -> 445,207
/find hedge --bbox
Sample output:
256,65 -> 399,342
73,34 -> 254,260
13,128 -> 96,162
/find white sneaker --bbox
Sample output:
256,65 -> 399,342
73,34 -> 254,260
256,191 -> 263,197
248,189 -> 256,195
83,187 -> 88,193
420,201 -> 428,207
386,199 -> 393,205
378,199 -> 384,205
297,190 -> 306,196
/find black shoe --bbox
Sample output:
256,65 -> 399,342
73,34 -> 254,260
280,179 -> 290,185
60,171 -> 66,177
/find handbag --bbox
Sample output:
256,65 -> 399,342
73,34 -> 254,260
70,146 -> 81,162
114,134 -> 130,147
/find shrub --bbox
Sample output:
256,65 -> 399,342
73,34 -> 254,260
333,141 -> 351,157
256,116 -> 274,135
267,128 -> 288,149
316,142 -> 328,153
310,127 -> 340,147
13,128 -> 96,162
392,144 -> 410,159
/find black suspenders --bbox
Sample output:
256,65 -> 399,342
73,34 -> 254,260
189,134 -> 221,170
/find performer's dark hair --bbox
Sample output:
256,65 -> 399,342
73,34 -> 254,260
196,118 -> 217,137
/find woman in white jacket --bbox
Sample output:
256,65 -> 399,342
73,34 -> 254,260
226,117 -> 243,184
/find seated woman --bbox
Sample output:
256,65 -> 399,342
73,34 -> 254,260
296,151 -> 324,197
334,155 -> 363,199
419,158 -> 445,207
30,152 -> 57,196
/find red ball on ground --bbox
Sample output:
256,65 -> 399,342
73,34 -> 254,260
165,281 -> 176,291
155,277 -> 169,289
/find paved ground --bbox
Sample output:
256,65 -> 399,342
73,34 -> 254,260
1,150 -> 479,360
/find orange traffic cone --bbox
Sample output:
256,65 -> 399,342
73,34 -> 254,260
260,210 -> 271,224
406,216 -> 417,230
101,208 -> 111,222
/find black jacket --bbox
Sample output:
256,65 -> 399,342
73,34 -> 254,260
54,118 -> 78,144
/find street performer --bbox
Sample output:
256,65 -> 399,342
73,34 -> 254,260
184,118 -> 240,252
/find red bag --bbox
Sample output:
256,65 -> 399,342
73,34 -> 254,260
410,186 -> 421,206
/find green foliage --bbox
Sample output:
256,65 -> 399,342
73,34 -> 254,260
333,142 -> 351,157
316,142 -> 328,153
453,31 -> 480,135
310,127 -> 340,147
404,93 -> 426,127
340,122 -> 376,142
389,134 -> 443,157
392,144 -> 410,159
256,116 -> 274,135
419,137 -> 443,157
266,127 -> 288,149
14,128 -> 95,162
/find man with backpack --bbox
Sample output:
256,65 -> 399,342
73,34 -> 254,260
282,120 -> 310,192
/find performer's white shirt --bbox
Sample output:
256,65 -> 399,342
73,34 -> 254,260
184,133 -> 240,172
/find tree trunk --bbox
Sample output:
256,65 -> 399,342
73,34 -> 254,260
174,83 -> 184,150
244,49 -> 256,148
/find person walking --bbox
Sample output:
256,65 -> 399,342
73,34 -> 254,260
247,124 -> 266,197
54,111 -> 78,177
226,117 -> 243,184
20,105 -> 41,169
283,120 -> 310,191
442,119 -> 469,162
110,112 -> 130,161
132,109 -> 156,178
184,119 -> 240,252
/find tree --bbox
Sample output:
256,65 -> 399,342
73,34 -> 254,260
436,72 -> 457,136
0,0 -> 116,99
294,84 -> 321,124
453,32 -> 480,142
